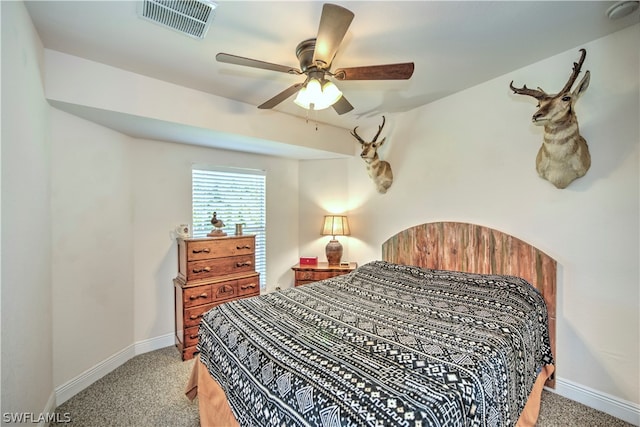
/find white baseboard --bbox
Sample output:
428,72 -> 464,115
552,377 -> 640,426
54,343 -> 135,405
134,332 -> 174,356
38,391 -> 57,427
54,332 -> 175,406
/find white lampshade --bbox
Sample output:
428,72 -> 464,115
321,215 -> 351,237
293,85 -> 309,108
320,80 -> 343,107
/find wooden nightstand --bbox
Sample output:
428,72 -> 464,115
292,262 -> 358,287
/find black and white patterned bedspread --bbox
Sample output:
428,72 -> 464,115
197,261 -> 554,427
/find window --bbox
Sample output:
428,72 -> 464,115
192,166 -> 266,289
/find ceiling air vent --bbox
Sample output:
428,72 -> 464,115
138,0 -> 217,39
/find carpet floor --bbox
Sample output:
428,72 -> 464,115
51,346 -> 634,427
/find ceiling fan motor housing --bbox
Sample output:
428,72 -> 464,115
296,38 -> 318,73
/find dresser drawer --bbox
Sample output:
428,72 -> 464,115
184,302 -> 217,328
295,271 -> 337,282
186,254 -> 255,281
237,274 -> 260,297
186,237 -> 255,261
295,271 -> 315,281
184,325 -> 200,348
183,285 -> 212,308
211,281 -> 237,302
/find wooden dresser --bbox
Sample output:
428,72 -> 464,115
174,235 -> 260,360
292,262 -> 357,287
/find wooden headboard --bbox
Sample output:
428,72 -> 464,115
382,221 -> 556,387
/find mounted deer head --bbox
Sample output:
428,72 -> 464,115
351,116 -> 393,194
510,49 -> 591,189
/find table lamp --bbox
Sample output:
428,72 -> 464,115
321,215 -> 350,265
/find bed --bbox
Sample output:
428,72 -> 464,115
186,222 -> 556,427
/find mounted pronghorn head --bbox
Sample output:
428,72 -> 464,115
509,49 -> 592,189
510,49 -> 591,127
351,116 -> 394,194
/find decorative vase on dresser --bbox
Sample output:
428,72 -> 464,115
174,235 -> 259,360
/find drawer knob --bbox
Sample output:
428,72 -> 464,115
192,267 -> 211,273
236,261 -> 252,267
236,245 -> 251,250
189,313 -> 204,320
192,248 -> 211,254
241,283 -> 257,290
189,334 -> 198,339
189,293 -> 208,300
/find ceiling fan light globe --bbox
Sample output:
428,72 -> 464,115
294,85 -> 311,108
321,80 -> 343,106
306,78 -> 323,100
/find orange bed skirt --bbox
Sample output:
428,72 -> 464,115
186,359 -> 554,427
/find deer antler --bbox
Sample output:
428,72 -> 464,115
371,116 -> 386,143
350,127 -> 366,144
352,116 -> 387,145
351,116 -> 385,144
509,81 -> 546,99
559,48 -> 587,94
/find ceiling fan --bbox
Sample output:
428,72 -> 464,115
215,3 -> 415,115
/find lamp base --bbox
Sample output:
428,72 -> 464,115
325,239 -> 343,265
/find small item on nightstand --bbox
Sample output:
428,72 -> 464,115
175,224 -> 191,238
300,256 -> 318,266
235,223 -> 245,236
207,211 -> 227,237
340,261 -> 350,267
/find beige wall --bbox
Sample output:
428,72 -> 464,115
50,109 -> 135,387
298,158 -> 351,262
301,25 -> 640,413
1,0 -> 54,417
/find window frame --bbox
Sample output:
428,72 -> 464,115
191,164 -> 267,289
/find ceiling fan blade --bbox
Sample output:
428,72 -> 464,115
216,53 -> 300,74
332,95 -> 354,115
257,83 -> 304,109
334,62 -> 415,80
312,4 -> 354,68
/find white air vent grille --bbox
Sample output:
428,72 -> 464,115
138,0 -> 217,39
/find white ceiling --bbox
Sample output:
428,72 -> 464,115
24,1 -> 639,146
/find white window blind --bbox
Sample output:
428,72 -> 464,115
192,166 -> 266,289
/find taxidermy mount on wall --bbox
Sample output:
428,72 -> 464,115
510,49 -> 591,189
351,116 -> 394,194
